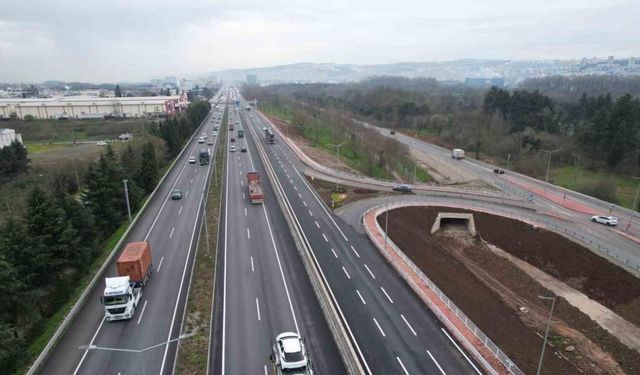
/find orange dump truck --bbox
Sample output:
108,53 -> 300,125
247,171 -> 264,204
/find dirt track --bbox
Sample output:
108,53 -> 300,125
381,206 -> 640,374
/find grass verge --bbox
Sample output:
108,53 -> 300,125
175,108 -> 227,374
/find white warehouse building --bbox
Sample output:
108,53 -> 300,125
0,94 -> 188,120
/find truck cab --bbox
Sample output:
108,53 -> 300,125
101,276 -> 141,321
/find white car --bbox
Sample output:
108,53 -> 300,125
188,156 -> 196,164
274,332 -> 308,370
213,131 -> 218,137
198,137 -> 205,144
591,215 -> 619,226
96,141 -> 107,146
229,145 -> 236,152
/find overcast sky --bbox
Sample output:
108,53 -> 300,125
1,0 -> 638,82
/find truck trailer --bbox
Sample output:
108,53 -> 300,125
246,171 -> 264,204
102,242 -> 153,321
199,148 -> 211,165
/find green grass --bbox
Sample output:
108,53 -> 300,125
550,165 -> 639,209
7,118 -> 157,143
24,143 -> 73,154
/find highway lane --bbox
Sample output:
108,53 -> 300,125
243,105 -> 482,374
40,94 -> 224,375
210,100 -> 344,374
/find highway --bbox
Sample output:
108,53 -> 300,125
209,94 -> 344,374
37,92 -> 224,375
240,100 -> 483,374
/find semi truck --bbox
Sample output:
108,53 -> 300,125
238,129 -> 244,138
265,128 -> 276,144
246,171 -> 264,204
451,148 -> 465,160
199,148 -> 210,165
101,242 -> 153,321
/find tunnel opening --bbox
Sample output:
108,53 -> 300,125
430,212 -> 476,236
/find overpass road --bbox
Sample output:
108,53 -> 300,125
208,96 -> 344,374
240,99 -> 483,375
38,92 -> 224,375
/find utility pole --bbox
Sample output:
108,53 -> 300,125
413,164 -> 417,184
536,295 -> 557,375
328,142 -> 345,191
385,201 -> 389,250
123,179 -> 132,222
541,149 -> 561,183
506,153 -> 511,170
627,176 -> 640,232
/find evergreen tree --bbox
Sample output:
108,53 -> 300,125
55,192 -> 99,268
138,141 -> 159,193
0,320 -> 24,372
114,85 -> 122,98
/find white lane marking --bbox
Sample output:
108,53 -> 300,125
427,350 -> 446,375
303,201 -> 307,207
308,210 -> 313,217
401,314 -> 417,336
342,266 -> 351,279
250,256 -> 255,272
241,180 -> 243,186
247,227 -> 251,239
381,286 -> 393,303
169,227 -> 175,239
289,178 -> 293,184
240,171 -> 242,176
264,365 -> 267,375
397,357 -> 410,375
350,245 -> 360,258
178,206 -> 183,215
242,192 -> 245,199
331,248 -> 338,258
441,328 -> 482,375
157,256 -> 165,272
137,300 -> 148,325
190,178 -> 193,184
256,298 -> 261,321
373,318 -> 386,337
293,185 -> 298,191
244,207 -> 247,216
315,221 -> 320,228
297,192 -> 302,198
356,290 -> 366,305
364,264 -> 376,279
73,317 -> 106,374
194,168 -> 197,174
185,190 -> 189,197
322,233 -> 328,242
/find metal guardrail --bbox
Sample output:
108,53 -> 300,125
368,203 -> 524,375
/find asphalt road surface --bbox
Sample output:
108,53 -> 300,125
240,100 -> 483,375
38,93 -> 224,375
209,96 -> 344,374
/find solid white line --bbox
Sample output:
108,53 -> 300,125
373,318 -> 386,337
427,350 -> 447,375
315,220 -> 320,228
178,206 -> 183,215
441,328 -> 483,375
308,209 -> 313,217
342,266 -> 351,279
251,256 -> 254,272
397,357 -> 410,375
322,233 -> 328,242
401,314 -> 417,336
244,207 -> 247,216
221,120 -> 231,375
356,290 -> 366,305
136,300 -> 148,325
157,256 -> 165,272
331,248 -> 338,258
350,245 -> 360,258
256,298 -> 261,321
72,317 -> 105,374
247,227 -> 251,239
169,227 -> 175,239
380,286 -> 393,303
364,264 -> 376,279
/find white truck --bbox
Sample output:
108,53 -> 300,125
270,332 -> 313,375
451,148 -> 465,160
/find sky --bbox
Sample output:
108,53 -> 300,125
1,0 -> 639,82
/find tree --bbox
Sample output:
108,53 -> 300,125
137,142 -> 159,193
0,140 -> 29,176
55,192 -> 98,268
114,85 -> 122,98
0,320 -> 25,372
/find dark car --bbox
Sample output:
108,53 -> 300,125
230,137 -> 236,143
241,146 -> 247,152
392,185 -> 413,193
171,189 -> 183,200
493,168 -> 505,174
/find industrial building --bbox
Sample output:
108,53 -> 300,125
0,93 -> 188,120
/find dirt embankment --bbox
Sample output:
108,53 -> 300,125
380,206 -> 640,374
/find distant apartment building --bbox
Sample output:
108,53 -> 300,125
0,128 -> 23,149
0,93 -> 188,119
464,77 -> 505,88
246,74 -> 258,86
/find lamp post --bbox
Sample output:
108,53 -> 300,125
328,142 -> 345,191
536,295 -> 557,375
123,179 -> 132,222
627,176 -> 640,232
541,149 -> 561,183
78,332 -> 195,375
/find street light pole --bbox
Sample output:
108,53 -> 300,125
328,142 -> 345,191
536,295 -> 557,375
541,149 -> 561,183
385,201 -> 389,250
123,179 -> 132,222
627,176 -> 640,232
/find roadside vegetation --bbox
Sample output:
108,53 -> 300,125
246,76 -> 640,209
176,107 -> 227,374
0,100 -> 210,374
